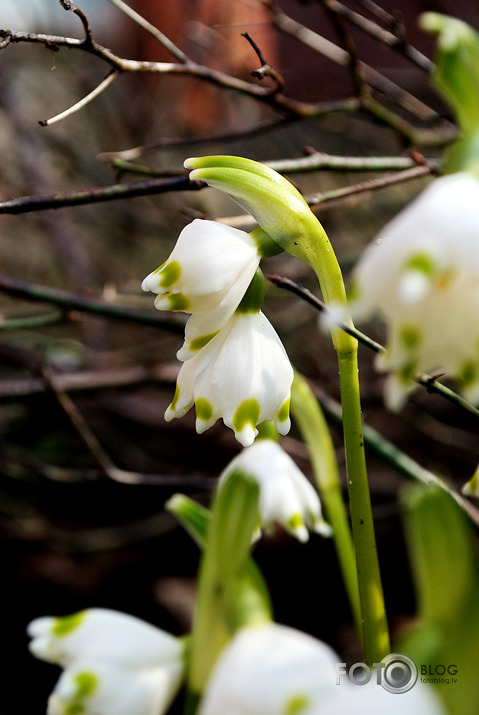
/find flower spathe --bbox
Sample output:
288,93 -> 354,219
349,172 -> 479,409
199,623 -> 446,715
142,219 -> 261,357
27,608 -> 184,715
218,439 -> 331,541
165,311 -> 293,447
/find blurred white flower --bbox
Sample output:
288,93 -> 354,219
199,623 -> 446,715
142,219 -> 261,356
165,311 -> 293,447
198,623 -> 339,715
349,173 -> 479,409
219,439 -> 331,542
28,608 -> 184,715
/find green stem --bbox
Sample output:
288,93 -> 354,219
307,237 -> 390,664
291,372 -> 361,632
337,347 -> 390,664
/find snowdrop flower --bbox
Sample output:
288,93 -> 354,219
28,608 -> 184,715
349,172 -> 479,409
165,310 -> 293,447
142,219 -> 261,357
198,623 -> 339,715
199,623 -> 446,715
219,439 -> 331,541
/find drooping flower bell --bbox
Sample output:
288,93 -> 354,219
165,309 -> 293,447
28,608 -> 184,715
218,439 -> 331,541
198,623 -> 446,715
349,172 -> 479,409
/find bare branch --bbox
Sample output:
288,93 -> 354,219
39,70 -> 118,126
105,0 -> 190,63
0,174 -> 202,214
242,31 -> 285,93
0,273 -> 185,331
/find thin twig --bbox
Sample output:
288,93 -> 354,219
307,163 -> 438,207
105,0 -> 190,63
0,273 -> 185,331
39,70 -> 118,126
0,174 -> 201,214
325,0 -> 434,73
242,32 -> 285,93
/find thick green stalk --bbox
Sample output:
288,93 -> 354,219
291,372 -> 361,632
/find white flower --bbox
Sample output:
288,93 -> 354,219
219,439 -> 331,541
349,173 -> 479,409
142,219 -> 261,357
27,608 -> 184,715
198,623 -> 339,715
199,623 -> 446,715
165,311 -> 293,447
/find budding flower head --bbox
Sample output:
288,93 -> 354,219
349,173 -> 479,409
165,311 -> 293,447
28,609 -> 184,715
218,439 -> 331,542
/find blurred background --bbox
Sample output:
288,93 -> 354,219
1,1 -> 479,713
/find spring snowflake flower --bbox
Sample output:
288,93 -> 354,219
198,623 -> 446,715
142,219 -> 261,357
165,311 -> 293,447
349,172 -> 479,409
27,608 -> 184,715
218,439 -> 331,541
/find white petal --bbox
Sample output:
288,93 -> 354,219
199,623 -> 339,715
313,676 -> 446,715
142,220 -> 260,314
47,660 -> 183,715
28,609 -> 182,668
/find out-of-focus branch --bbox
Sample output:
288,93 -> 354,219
322,0 -> 433,72
0,174 -> 201,214
0,274 -> 185,331
105,0 -> 190,62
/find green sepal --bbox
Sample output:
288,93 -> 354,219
185,158 -> 319,267
236,268 -> 265,314
250,226 -> 284,258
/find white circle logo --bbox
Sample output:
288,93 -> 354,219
380,653 -> 418,693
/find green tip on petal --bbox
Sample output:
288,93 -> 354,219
159,260 -> 182,288
52,611 -> 87,637
284,694 -> 311,715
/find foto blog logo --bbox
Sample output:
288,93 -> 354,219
336,653 -> 418,693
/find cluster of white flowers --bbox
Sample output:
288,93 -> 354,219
349,173 -> 479,409
27,609 -> 184,715
142,219 -> 293,447
28,612 -> 445,715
